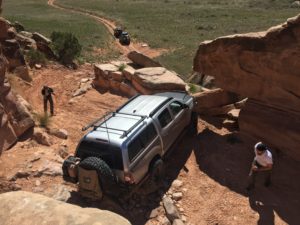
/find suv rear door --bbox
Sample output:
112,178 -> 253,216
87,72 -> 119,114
156,107 -> 177,153
126,123 -> 161,183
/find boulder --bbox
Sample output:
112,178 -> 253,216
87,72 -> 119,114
7,27 -> 16,39
194,14 -> 300,112
163,197 -> 180,222
0,17 -> 9,40
19,31 -> 33,38
239,99 -> 300,161
33,128 -> 52,146
127,51 -> 161,67
0,54 -> 7,84
93,76 -> 110,91
0,191 -> 131,225
0,104 -> 17,153
12,21 -> 24,32
14,65 -> 32,82
1,90 -> 34,137
36,42 -> 56,59
131,79 -> 152,94
193,14 -> 300,160
122,65 -> 135,81
32,32 -> 51,45
173,219 -> 185,225
133,67 -> 186,92
15,33 -> 37,50
109,79 -> 121,93
120,81 -> 138,97
192,88 -> 239,114
2,39 -> 26,70
94,63 -> 118,80
48,128 -> 68,139
111,71 -> 125,82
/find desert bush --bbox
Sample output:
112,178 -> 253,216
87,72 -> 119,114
36,113 -> 51,128
50,31 -> 82,65
26,49 -> 47,67
118,63 -> 127,71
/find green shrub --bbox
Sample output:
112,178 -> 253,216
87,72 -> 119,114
36,113 -> 51,128
26,49 -> 47,67
118,63 -> 127,71
50,31 -> 82,65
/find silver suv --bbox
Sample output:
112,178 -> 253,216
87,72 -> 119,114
62,92 -> 197,199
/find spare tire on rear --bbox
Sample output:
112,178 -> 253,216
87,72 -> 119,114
79,157 -> 116,193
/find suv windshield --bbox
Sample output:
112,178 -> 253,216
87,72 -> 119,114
75,140 -> 123,170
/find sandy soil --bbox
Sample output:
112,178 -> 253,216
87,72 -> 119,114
0,64 -> 299,225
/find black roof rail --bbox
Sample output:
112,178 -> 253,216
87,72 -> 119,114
82,112 -> 113,131
149,97 -> 173,117
97,113 -> 146,138
116,94 -> 140,112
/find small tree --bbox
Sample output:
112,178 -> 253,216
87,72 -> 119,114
50,31 -> 82,65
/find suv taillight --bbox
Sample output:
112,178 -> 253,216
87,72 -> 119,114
124,172 -> 135,184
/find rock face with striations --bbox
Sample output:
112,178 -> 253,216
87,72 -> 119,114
193,14 -> 300,160
0,191 -> 131,225
0,46 -> 34,154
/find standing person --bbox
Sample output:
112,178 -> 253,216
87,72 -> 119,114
41,85 -> 55,116
247,142 -> 273,191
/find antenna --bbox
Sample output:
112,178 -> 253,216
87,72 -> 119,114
104,112 -> 111,144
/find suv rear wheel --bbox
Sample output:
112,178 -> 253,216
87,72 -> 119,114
79,157 -> 116,193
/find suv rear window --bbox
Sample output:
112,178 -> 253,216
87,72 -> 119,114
158,109 -> 172,128
128,123 -> 158,162
75,141 -> 123,170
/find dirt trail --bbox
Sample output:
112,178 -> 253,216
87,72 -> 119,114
47,0 -> 166,58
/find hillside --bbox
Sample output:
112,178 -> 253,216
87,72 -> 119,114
3,0 -> 299,77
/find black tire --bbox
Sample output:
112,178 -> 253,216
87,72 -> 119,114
119,37 -> 130,46
188,112 -> 198,135
79,157 -> 116,193
150,158 -> 165,184
114,28 -> 122,38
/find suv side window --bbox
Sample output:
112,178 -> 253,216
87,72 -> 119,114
170,101 -> 184,117
140,123 -> 157,147
128,123 -> 158,162
158,108 -> 172,128
128,138 -> 143,162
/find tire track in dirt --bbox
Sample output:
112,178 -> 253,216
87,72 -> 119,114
47,0 -> 166,58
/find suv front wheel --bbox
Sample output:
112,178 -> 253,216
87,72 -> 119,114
149,158 -> 165,184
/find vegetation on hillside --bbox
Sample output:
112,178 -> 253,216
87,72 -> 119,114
56,0 -> 299,77
3,0 -> 299,78
26,49 -> 47,67
50,31 -> 82,65
3,0 -> 120,63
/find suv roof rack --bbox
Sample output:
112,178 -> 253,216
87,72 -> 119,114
82,111 -> 147,139
116,94 -> 140,112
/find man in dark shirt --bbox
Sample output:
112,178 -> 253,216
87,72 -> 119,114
41,86 -> 55,116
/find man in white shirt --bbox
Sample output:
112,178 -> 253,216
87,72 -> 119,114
246,142 -> 273,191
